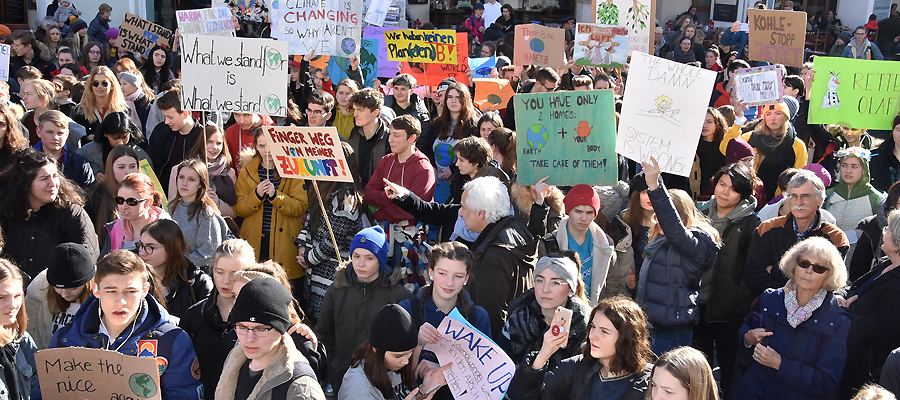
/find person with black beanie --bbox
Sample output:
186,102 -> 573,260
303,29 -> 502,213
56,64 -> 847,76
25,243 -> 96,349
339,304 -> 451,400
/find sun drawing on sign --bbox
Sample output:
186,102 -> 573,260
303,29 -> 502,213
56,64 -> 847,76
636,95 -> 682,126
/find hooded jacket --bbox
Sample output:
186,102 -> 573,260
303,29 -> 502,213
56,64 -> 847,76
554,217 -> 615,305
364,149 -> 436,224
225,115 -> 275,165
701,197 -> 760,322
314,263 -> 407,391
599,215 -> 636,300
87,12 -> 110,45
39,294 -> 201,400
824,154 -> 885,233
215,336 -> 326,400
383,93 -> 431,134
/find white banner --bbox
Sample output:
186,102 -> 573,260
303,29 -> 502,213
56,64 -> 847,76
733,65 -> 784,107
0,44 -> 10,82
180,35 -> 289,116
271,0 -> 363,57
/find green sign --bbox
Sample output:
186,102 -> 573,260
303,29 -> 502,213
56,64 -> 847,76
808,56 -> 900,130
513,90 -> 618,186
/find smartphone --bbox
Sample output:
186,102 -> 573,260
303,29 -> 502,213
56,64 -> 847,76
552,306 -> 574,348
415,384 -> 442,400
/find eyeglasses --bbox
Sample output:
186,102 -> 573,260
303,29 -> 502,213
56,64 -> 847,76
92,80 -> 110,87
306,108 -> 327,115
797,258 -> 828,274
234,324 -> 275,337
534,277 -> 568,289
89,49 -> 102,55
115,196 -> 147,206
538,80 -> 558,92
134,241 -> 159,255
785,193 -> 815,201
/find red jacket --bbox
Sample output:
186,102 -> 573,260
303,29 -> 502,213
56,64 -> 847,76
364,149 -> 436,224
712,81 -> 731,108
225,114 -> 274,164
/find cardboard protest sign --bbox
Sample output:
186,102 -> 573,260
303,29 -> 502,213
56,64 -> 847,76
177,7 -> 236,36
400,33 -> 469,87
808,57 -> 900,130
427,309 -> 515,400
271,0 -> 363,57
573,23 -> 629,68
469,56 -> 496,78
617,52 -> 717,177
384,29 -> 458,64
733,65 -> 784,107
0,44 -> 9,82
748,9 -> 806,67
36,347 -> 162,400
363,26 -> 401,78
117,13 -> 173,57
474,79 -> 515,111
514,24 -> 565,68
514,90 -> 618,186
180,35 -> 289,116
592,0 -> 655,55
264,126 -> 353,182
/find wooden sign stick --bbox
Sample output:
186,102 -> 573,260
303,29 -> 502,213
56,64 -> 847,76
311,180 -> 343,264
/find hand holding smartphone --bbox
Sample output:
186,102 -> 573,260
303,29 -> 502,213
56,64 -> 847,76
551,306 -> 573,348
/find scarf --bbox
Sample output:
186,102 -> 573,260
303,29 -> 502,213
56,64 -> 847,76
783,280 -> 827,328
112,206 -> 166,251
0,340 -> 20,400
668,46 -> 696,64
747,125 -> 793,156
501,289 -> 588,365
208,155 -> 237,206
124,90 -> 144,133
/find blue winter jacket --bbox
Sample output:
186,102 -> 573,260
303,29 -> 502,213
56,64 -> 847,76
636,182 -> 719,327
736,288 -> 850,400
399,288 -> 491,364
721,29 -> 750,59
35,294 -> 202,400
33,142 -> 95,189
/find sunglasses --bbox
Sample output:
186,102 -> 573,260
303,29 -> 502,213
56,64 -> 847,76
797,258 -> 828,274
92,80 -> 110,88
115,196 -> 147,206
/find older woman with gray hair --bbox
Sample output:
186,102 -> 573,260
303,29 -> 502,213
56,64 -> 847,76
838,209 -> 900,398
736,236 -> 850,400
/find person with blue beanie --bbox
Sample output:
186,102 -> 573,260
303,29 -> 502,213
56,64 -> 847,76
315,225 -> 409,395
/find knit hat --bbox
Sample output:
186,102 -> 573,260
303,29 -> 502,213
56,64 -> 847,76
228,278 -> 292,334
534,256 -> 579,292
783,95 -> 800,121
0,25 -> 11,37
118,70 -> 143,87
350,226 -> 389,268
47,243 -> 95,289
802,163 -> 832,187
725,138 -> 755,164
629,172 -> 649,196
70,19 -> 87,33
838,31 -> 852,44
761,101 -> 790,120
437,77 -> 457,93
105,28 -> 119,41
594,182 -> 629,221
369,304 -> 419,352
564,184 -> 602,216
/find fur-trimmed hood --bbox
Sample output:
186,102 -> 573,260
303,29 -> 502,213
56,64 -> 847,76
215,334 -> 321,400
238,146 -> 258,172
511,183 -> 564,218
332,261 -> 405,289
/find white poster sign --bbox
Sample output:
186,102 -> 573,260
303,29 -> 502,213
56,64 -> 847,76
180,35 -> 289,116
176,7 -> 236,37
733,65 -> 784,107
271,0 -> 363,57
0,44 -> 10,82
616,52 -> 718,177
426,309 -> 515,400
593,0 -> 654,55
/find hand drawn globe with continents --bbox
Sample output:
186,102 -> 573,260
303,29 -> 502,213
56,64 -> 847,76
527,124 -> 549,149
407,62 -> 427,74
341,38 -> 357,55
129,373 -> 158,398
487,94 -> 503,105
434,143 -> 456,167
529,38 -> 545,53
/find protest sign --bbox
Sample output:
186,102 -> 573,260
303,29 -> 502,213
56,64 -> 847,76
360,38 -> 380,86
573,23 -> 629,68
0,44 -> 9,82
264,126 -> 353,182
617,52 -> 717,177
427,309 -> 515,400
117,13 -> 173,57
514,24 -> 565,68
364,0 -> 392,26
733,65 -> 783,107
180,35 -> 289,116
514,90 -> 618,186
177,7 -> 236,37
140,159 -> 169,210
747,9 -> 806,67
400,33 -> 469,87
384,29 -> 458,64
592,0 -> 655,55
36,347 -> 162,400
363,26 -> 401,78
474,79 -> 515,111
469,56 -> 496,78
808,57 -> 900,130
271,0 -> 363,57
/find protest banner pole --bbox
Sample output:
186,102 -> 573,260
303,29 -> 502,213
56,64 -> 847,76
311,180 -> 343,264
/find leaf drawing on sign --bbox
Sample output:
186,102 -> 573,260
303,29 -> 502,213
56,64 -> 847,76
627,0 -> 649,30
597,0 -> 620,24
821,71 -> 842,110
636,95 -> 682,126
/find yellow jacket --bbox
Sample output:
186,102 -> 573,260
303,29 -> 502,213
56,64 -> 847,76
235,156 -> 309,279
719,123 -> 808,170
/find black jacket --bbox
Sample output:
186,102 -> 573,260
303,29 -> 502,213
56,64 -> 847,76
149,121 -> 203,190
850,213 -> 885,282
394,192 -> 463,243
162,262 -> 214,319
383,93 -> 431,134
417,117 -> 478,169
508,355 -> 650,400
870,138 -> 900,192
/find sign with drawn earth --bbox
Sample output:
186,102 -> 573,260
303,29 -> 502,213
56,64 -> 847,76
513,90 -> 618,186
592,0 -> 654,55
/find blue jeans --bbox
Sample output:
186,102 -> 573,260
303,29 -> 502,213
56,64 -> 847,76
651,328 -> 694,357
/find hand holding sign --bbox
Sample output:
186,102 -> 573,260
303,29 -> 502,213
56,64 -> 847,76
418,322 -> 442,345
641,157 -> 662,191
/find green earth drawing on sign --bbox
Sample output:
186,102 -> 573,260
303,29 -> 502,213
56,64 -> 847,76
527,124 -> 549,149
265,95 -> 281,114
129,372 -> 158,398
487,94 -> 502,105
529,38 -> 545,52
266,49 -> 283,69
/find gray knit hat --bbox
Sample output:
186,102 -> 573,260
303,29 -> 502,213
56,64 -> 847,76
594,181 -> 630,221
534,256 -> 579,291
118,71 -> 143,87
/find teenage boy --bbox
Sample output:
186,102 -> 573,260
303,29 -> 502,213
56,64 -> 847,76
383,74 -> 430,134
34,110 -> 95,188
52,48 -> 77,76
217,278 -> 326,399
8,30 -> 55,97
364,115 -> 436,226
225,112 -> 274,163
348,88 -> 391,187
305,90 -> 334,128
38,250 -> 202,399
149,90 -> 203,191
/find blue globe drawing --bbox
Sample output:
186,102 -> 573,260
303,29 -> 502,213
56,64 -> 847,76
341,38 -> 357,54
434,143 -> 456,166
527,124 -> 549,149
529,38 -> 545,52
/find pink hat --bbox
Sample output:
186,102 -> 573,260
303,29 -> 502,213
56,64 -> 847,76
802,163 -> 832,187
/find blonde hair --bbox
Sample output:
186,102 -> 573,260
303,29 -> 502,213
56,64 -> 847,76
23,79 -> 56,105
852,384 -> 897,400
78,66 -> 128,124
212,239 -> 256,270
647,189 -> 721,245
0,260 -> 26,345
778,237 -> 848,291
651,347 -> 719,400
